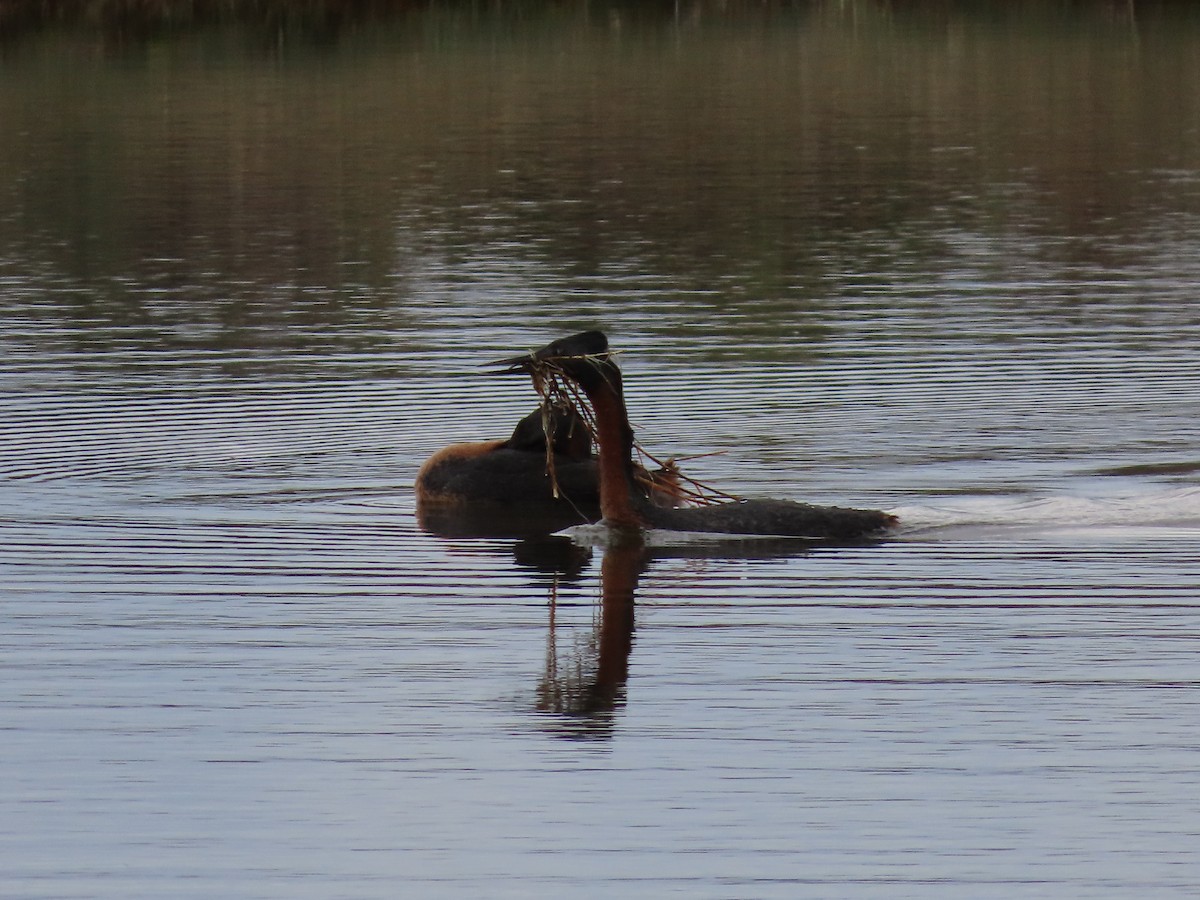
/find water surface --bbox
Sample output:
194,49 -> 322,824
3,5 -> 1200,897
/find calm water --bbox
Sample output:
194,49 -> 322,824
3,5 -> 1200,897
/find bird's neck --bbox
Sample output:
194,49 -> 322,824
585,380 -> 643,530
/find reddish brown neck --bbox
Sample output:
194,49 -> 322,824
585,382 -> 643,530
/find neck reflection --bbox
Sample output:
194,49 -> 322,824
536,539 -> 647,740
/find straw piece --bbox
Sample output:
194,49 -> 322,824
524,355 -> 740,508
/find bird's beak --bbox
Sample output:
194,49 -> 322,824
484,352 -> 536,376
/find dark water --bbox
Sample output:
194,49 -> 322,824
3,5 -> 1200,897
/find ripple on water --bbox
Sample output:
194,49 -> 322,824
3,387 -> 1199,892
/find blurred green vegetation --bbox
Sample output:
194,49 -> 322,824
1,0 -> 1195,43
1,0 -> 1198,361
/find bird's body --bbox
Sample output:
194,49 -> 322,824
416,406 -> 599,508
415,403 -> 683,539
496,331 -> 897,543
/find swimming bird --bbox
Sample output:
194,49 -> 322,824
495,331 -> 897,542
416,404 -> 598,508
416,400 -> 684,520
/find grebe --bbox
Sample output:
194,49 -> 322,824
416,404 -> 598,508
496,331 -> 897,542
416,402 -> 683,515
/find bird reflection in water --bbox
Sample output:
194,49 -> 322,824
534,537 -> 645,740
524,534 -> 827,740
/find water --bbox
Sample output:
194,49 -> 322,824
3,5 -> 1200,897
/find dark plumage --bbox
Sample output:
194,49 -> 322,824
496,331 -> 896,542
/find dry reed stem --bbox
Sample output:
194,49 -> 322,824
524,354 -> 740,508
